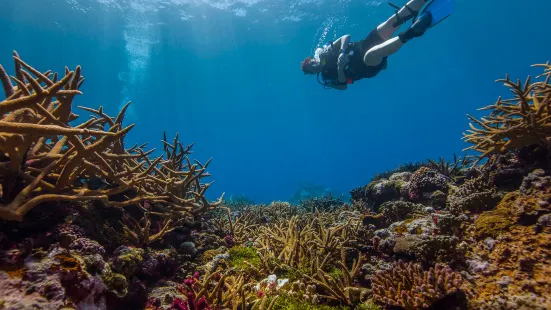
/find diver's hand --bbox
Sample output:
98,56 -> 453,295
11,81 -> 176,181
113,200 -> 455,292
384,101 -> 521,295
337,52 -> 349,67
337,51 -> 349,84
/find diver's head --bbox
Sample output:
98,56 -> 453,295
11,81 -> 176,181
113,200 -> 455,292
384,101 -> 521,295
301,56 -> 322,75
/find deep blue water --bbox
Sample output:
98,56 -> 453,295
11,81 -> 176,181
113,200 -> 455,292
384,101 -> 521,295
1,0 -> 550,203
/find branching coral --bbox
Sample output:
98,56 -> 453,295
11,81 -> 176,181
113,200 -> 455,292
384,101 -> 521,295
178,269 -> 279,310
426,153 -> 475,184
463,62 -> 551,163
253,215 -> 354,278
371,261 -> 463,310
302,251 -> 369,305
0,51 -> 223,222
121,208 -> 184,247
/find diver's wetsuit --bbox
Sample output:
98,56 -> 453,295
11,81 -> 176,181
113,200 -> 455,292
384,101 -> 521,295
320,29 -> 388,86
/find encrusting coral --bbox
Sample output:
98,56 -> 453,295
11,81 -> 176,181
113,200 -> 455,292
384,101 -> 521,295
0,51 -> 223,223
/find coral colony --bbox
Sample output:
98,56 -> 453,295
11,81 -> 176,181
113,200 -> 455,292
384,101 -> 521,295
0,51 -> 550,310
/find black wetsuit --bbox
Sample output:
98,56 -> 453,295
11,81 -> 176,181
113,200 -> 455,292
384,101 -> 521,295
320,29 -> 388,86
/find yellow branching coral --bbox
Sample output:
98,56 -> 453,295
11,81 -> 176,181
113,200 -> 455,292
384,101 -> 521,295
180,269 -> 279,310
463,62 -> 551,163
303,251 -> 369,305
121,209 -> 184,246
0,51 -> 223,221
371,261 -> 463,310
203,205 -> 372,308
254,215 -> 353,276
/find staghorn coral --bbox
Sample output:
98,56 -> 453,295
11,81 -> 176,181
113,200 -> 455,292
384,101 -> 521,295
0,51 -> 223,222
426,153 -> 475,185
253,214 -> 355,279
463,62 -> 551,163
176,269 -> 279,310
194,208 -> 372,308
121,209 -> 183,247
302,252 -> 369,306
371,261 -> 463,310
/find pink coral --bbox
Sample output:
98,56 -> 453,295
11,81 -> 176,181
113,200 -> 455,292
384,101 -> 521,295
371,261 -> 463,310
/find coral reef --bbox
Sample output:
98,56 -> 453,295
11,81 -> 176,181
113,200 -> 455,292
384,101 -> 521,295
1,53 -> 551,310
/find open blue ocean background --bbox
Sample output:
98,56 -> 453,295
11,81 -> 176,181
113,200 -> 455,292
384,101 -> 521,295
1,0 -> 550,204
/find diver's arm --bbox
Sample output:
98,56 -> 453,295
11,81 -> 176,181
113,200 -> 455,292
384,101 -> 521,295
333,35 -> 351,84
339,35 -> 351,51
332,34 -> 351,50
337,61 -> 347,84
336,35 -> 351,84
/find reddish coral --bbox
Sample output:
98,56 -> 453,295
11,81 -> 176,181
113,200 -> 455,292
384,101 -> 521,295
371,261 -> 463,309
170,297 -> 189,310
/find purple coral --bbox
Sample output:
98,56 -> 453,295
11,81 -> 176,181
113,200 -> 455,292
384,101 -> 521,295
69,238 -> 106,256
407,167 -> 450,201
139,249 -> 179,278
371,261 -> 463,310
141,255 -> 161,277
54,223 -> 86,247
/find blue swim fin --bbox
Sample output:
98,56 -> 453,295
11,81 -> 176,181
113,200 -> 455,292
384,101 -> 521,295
397,0 -> 455,43
417,0 -> 455,28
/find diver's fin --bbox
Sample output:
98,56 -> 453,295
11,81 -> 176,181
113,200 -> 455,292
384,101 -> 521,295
417,0 -> 455,28
398,0 -> 454,43
398,12 -> 432,43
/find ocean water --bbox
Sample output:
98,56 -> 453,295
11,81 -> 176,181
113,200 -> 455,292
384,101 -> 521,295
1,0 -> 550,204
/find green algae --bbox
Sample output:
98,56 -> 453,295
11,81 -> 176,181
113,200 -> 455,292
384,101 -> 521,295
228,245 -> 261,270
355,301 -> 382,310
277,265 -> 311,282
271,294 -> 347,310
268,294 -> 381,310
100,265 -> 128,297
327,265 -> 344,280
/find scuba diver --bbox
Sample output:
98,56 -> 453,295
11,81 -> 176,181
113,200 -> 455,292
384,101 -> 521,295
301,0 -> 455,90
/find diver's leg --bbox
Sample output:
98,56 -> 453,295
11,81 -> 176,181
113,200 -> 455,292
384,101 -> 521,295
376,0 -> 428,40
364,9 -> 433,66
363,37 -> 403,66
